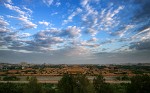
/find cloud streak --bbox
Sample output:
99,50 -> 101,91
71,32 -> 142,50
39,21 -> 50,26
42,0 -> 53,6
4,3 -> 36,30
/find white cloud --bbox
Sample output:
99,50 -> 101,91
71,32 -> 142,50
81,0 -> 98,22
79,1 -> 101,36
81,0 -> 89,6
7,15 -> 37,30
0,16 -> 10,33
5,3 -> 37,30
88,37 -> 98,42
35,28 -> 60,38
80,1 -> 124,37
31,29 -> 65,51
132,27 -> 150,41
51,37 -> 64,42
81,41 -> 100,48
4,3 -> 25,15
62,8 -> 82,25
51,12 -> 58,16
65,26 -> 81,38
68,8 -> 82,20
119,25 -> 134,37
43,0 -> 53,6
85,4 -> 98,16
39,21 -> 50,26
19,33 -> 31,38
0,28 -> 10,33
23,6 -> 33,14
99,6 -> 124,31
0,16 -> 9,26
81,4 -> 98,21
66,46 -> 90,56
22,21 -> 37,30
6,0 -> 12,4
56,2 -> 61,7
13,15 -> 37,30
110,25 -> 135,39
87,28 -> 97,36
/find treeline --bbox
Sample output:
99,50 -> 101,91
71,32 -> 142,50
0,77 -> 56,93
0,74 -> 150,93
116,65 -> 150,74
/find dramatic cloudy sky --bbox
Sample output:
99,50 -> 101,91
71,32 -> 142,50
0,0 -> 150,64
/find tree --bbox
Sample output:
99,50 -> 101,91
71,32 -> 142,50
93,75 -> 114,93
57,74 -> 94,93
0,82 -> 24,93
41,83 -> 56,93
126,74 -> 150,93
115,75 -> 130,81
24,76 -> 42,93
112,83 -> 128,93
74,74 -> 94,93
3,76 -> 20,81
57,74 -> 75,93
26,76 -> 30,81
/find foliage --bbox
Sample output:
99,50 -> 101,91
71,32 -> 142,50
93,75 -> 114,93
0,74 -> 150,93
3,76 -> 20,81
57,74 -> 94,93
126,74 -> 150,93
117,65 -> 150,74
0,83 -> 25,93
23,76 -> 42,93
73,74 -> 94,93
111,83 -> 128,93
26,76 -> 30,81
41,83 -> 56,93
0,82 -> 56,93
132,70 -> 144,74
116,75 -> 130,81
57,74 -> 75,93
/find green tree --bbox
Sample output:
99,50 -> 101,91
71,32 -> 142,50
57,74 -> 94,93
116,75 -> 130,81
57,74 -> 75,93
0,83 -> 24,93
41,83 -> 56,93
3,76 -> 20,81
24,76 -> 42,93
74,74 -> 94,93
112,83 -> 127,93
126,74 -> 150,93
93,75 -> 114,93
26,76 -> 30,81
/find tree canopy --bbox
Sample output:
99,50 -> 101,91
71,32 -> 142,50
127,74 -> 150,93
93,75 -> 114,93
24,76 -> 42,93
57,74 -> 94,93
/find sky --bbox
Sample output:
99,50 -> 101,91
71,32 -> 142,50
0,0 -> 150,64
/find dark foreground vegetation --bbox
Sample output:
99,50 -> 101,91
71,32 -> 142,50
0,74 -> 150,93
